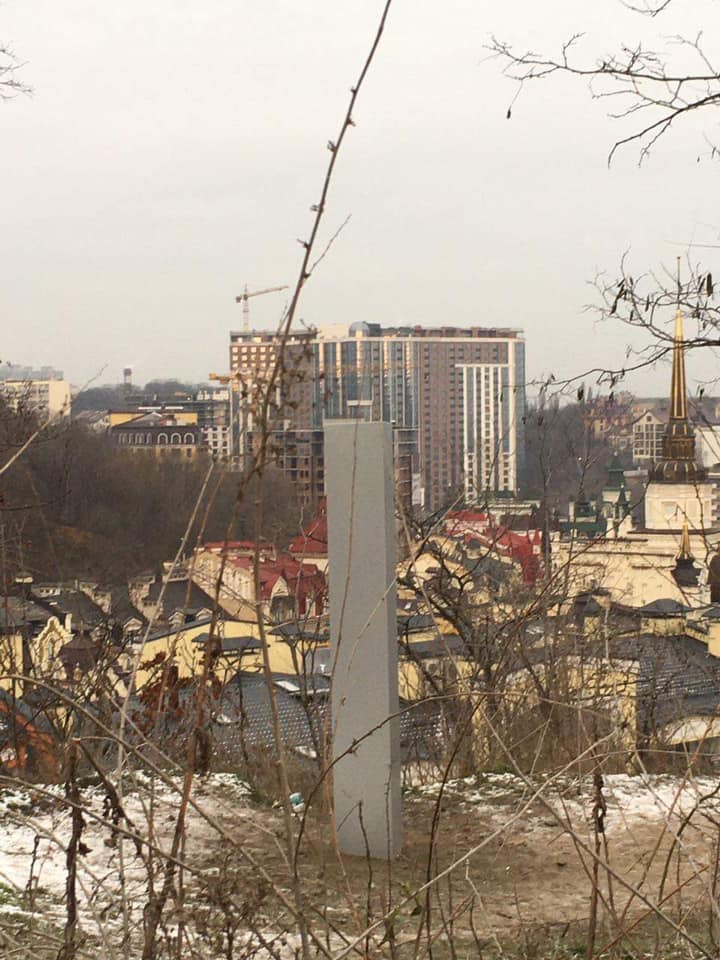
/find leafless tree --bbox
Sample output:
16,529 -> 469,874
0,44 -> 30,99
490,1 -> 720,398
489,0 -> 720,165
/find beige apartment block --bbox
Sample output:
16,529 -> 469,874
2,378 -> 71,419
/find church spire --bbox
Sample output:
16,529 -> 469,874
677,521 -> 693,561
673,521 -> 700,589
669,306 -> 688,421
649,263 -> 705,483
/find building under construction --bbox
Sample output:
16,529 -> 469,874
228,324 -> 526,511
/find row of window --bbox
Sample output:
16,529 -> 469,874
118,432 -> 197,445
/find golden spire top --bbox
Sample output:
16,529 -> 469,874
673,519 -> 700,588
677,521 -> 693,561
670,259 -> 688,421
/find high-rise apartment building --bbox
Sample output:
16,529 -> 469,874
229,324 -> 525,510
229,328 -> 319,498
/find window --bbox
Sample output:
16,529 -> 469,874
157,433 -> 168,444
170,433 -> 181,444
184,433 -> 195,444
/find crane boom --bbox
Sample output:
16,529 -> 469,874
234,283 -> 289,331
242,285 -> 288,300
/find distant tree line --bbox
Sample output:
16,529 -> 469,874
72,379 -> 204,413
0,401 -> 300,586
520,401 -> 620,507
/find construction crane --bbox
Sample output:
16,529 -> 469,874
235,284 -> 289,332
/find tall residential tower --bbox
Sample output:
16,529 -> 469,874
229,324 -> 526,510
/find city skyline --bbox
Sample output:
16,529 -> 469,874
2,1 -> 719,396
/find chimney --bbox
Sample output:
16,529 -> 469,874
64,613 -> 72,634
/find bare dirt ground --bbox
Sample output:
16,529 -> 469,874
1,771 -> 718,957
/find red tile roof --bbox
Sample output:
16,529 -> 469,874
289,499 -> 328,558
445,512 -> 542,584
206,546 -> 327,608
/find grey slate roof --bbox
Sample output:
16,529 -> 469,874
172,671 -> 445,766
109,586 -> 147,628
639,599 -> 690,616
146,578 -> 216,618
612,632 -> 720,729
191,634 -> 262,654
459,553 -> 510,585
0,597 -> 51,635
143,614 -> 217,643
699,605 -> 720,621
400,634 -> 464,659
32,589 -> 106,630
504,624 -> 720,740
268,619 -> 329,642
397,613 -> 435,634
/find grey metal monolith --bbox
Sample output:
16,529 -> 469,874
325,420 -> 402,858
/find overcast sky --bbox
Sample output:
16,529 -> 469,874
2,0 -> 719,396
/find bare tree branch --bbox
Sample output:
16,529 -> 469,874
0,44 -> 31,99
488,8 -> 720,163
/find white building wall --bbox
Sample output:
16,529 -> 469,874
551,530 -> 718,608
459,362 -> 516,503
695,424 -> 720,469
203,423 -> 230,459
644,481 -> 715,531
633,411 -> 664,464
